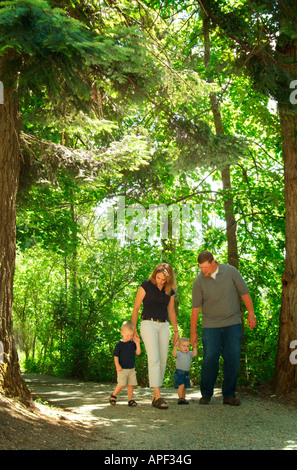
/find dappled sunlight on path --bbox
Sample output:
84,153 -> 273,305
23,374 -> 297,451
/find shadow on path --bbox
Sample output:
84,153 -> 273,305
23,373 -> 297,451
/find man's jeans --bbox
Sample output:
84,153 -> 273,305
200,324 -> 242,399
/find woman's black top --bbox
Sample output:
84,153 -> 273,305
141,279 -> 175,321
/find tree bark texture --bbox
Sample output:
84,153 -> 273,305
272,105 -> 297,394
0,53 -> 31,402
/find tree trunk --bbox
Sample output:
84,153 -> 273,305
220,165 -> 239,269
203,14 -> 239,269
0,53 -> 31,402
272,104 -> 297,394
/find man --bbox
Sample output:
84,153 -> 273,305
190,251 -> 257,406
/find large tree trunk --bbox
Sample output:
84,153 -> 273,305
272,104 -> 297,394
0,53 -> 31,402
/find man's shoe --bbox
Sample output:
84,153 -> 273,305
223,397 -> 241,406
199,396 -> 211,404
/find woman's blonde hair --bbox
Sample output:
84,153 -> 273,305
149,263 -> 176,295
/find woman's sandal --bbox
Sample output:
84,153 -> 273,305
152,397 -> 168,409
128,399 -> 137,407
109,394 -> 117,405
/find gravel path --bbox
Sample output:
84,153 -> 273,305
23,374 -> 297,451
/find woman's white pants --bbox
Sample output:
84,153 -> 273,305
140,320 -> 170,388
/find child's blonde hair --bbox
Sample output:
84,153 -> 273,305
121,321 -> 135,332
178,337 -> 190,346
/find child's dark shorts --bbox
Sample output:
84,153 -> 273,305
174,369 -> 191,389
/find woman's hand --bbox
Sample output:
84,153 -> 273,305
172,330 -> 179,344
133,330 -> 140,342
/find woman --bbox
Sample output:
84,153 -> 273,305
132,263 -> 179,409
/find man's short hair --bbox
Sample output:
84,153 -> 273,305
197,251 -> 214,264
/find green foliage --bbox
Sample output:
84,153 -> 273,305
198,0 -> 297,106
14,156 -> 284,385
0,0 -> 156,108
8,0 -> 287,392
172,115 -> 249,171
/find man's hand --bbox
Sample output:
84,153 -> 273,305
191,332 -> 198,347
247,313 -> 257,329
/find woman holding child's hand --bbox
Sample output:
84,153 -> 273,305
132,263 -> 179,409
